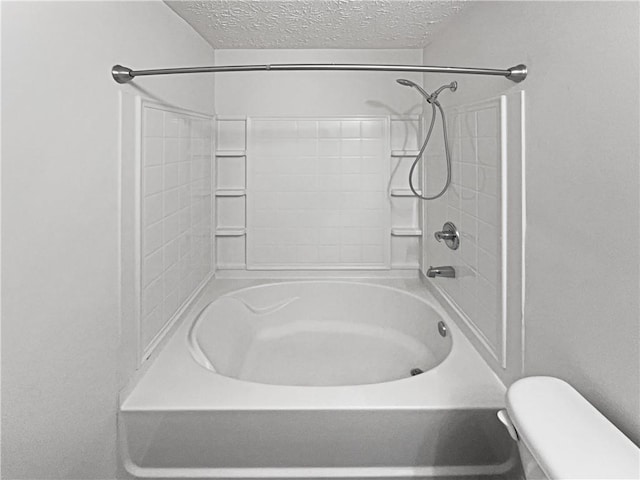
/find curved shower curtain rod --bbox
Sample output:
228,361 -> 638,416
111,63 -> 527,84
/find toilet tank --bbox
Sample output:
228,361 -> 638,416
503,376 -> 640,480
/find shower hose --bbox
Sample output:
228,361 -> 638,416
408,99 -> 452,200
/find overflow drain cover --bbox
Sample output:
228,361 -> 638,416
410,368 -> 424,376
438,321 -> 447,337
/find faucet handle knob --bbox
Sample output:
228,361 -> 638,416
434,231 -> 455,241
433,222 -> 459,250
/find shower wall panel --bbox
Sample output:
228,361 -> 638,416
214,115 -> 422,271
140,102 -> 213,353
246,118 -> 390,269
423,93 -> 523,372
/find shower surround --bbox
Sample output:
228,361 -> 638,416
120,48 -> 523,479
111,43 -> 530,480
214,114 -> 424,270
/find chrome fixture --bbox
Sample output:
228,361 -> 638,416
396,79 -> 457,104
437,321 -> 448,337
434,222 -> 460,250
111,63 -> 527,84
395,79 -> 455,200
426,266 -> 456,278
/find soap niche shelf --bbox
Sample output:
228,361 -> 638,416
215,189 -> 245,197
390,188 -> 422,197
389,116 -> 423,269
391,227 -> 423,236
215,116 -> 247,269
216,195 -> 246,230
391,150 -> 420,158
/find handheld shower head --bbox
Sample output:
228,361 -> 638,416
396,79 -> 415,87
396,78 -> 433,103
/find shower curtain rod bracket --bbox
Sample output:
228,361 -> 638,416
112,65 -> 134,84
507,64 -> 528,83
111,63 -> 527,84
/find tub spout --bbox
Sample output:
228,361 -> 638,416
426,266 -> 455,278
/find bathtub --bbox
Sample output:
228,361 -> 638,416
120,278 -> 518,479
188,282 -> 453,387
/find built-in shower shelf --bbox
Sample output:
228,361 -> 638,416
390,188 -> 421,197
215,150 -> 246,157
391,150 -> 420,157
215,189 -> 246,197
391,227 -> 422,236
215,228 -> 246,237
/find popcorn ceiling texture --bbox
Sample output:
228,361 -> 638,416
165,1 -> 464,49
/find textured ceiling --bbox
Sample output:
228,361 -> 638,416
165,1 -> 465,49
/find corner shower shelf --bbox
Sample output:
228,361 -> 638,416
390,188 -> 421,197
391,150 -> 420,157
215,189 -> 246,197
215,228 -> 246,237
391,227 -> 422,236
215,150 -> 246,157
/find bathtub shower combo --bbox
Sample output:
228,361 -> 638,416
120,60 -> 523,479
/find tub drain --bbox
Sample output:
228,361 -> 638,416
410,368 -> 424,376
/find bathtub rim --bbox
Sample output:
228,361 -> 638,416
121,277 -> 507,412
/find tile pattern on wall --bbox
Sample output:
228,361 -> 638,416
424,96 -> 505,359
141,104 -> 213,351
246,118 -> 390,269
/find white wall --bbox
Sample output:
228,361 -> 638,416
422,1 -> 640,444
215,49 -> 424,116
1,1 -> 215,478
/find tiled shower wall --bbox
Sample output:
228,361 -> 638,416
141,103 -> 213,352
424,96 -> 505,363
248,118 -> 389,269
215,116 -> 422,270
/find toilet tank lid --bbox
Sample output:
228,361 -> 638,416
506,376 -> 640,480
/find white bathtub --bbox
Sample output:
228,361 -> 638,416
120,278 -> 519,479
188,282 -> 452,387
